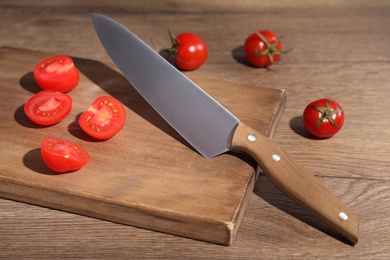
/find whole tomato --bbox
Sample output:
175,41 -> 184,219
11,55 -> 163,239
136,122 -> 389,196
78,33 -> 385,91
303,99 -> 344,138
168,31 -> 208,71
244,30 -> 291,67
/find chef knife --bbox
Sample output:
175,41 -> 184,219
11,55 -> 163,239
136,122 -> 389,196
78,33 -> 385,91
92,13 -> 358,244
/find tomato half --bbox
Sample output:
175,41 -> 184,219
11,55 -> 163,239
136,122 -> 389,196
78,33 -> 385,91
303,99 -> 344,138
79,96 -> 126,140
41,137 -> 89,173
33,55 -> 79,92
244,30 -> 291,67
24,90 -> 72,126
168,31 -> 208,71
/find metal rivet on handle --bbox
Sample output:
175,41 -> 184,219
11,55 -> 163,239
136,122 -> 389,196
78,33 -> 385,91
248,134 -> 257,142
339,212 -> 348,221
272,154 -> 281,162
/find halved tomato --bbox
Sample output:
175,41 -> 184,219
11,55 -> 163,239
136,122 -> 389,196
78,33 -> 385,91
33,55 -> 79,92
41,137 -> 90,173
79,96 -> 126,140
24,90 -> 72,126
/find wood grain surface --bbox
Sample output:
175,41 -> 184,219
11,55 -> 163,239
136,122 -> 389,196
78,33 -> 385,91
0,46 -> 285,246
1,0 -> 390,259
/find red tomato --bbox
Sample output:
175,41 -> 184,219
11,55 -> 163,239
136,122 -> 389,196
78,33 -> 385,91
41,137 -> 89,173
168,31 -> 208,71
79,96 -> 126,140
303,99 -> 344,138
24,90 -> 72,126
244,30 -> 291,67
33,55 -> 79,92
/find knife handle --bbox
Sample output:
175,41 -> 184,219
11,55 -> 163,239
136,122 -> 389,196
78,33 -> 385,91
231,122 -> 358,244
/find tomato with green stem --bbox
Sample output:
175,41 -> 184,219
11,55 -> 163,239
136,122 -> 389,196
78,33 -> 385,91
303,99 -> 344,138
79,96 -> 126,140
33,55 -> 79,92
41,137 -> 90,173
167,30 -> 208,71
244,30 -> 292,67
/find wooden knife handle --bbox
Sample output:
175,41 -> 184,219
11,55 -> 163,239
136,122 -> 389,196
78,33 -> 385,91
231,122 -> 358,244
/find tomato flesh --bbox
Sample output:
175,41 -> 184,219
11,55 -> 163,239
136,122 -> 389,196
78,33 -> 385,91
24,90 -> 72,126
79,96 -> 126,140
33,55 -> 79,92
41,137 -> 89,173
171,32 -> 208,71
303,99 -> 344,138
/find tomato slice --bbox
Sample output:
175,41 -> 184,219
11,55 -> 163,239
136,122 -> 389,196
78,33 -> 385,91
33,55 -> 79,92
41,137 -> 90,173
24,90 -> 72,126
79,96 -> 126,140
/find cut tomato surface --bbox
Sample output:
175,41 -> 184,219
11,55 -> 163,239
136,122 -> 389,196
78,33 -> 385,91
24,90 -> 72,126
41,137 -> 90,173
79,96 -> 126,140
33,55 -> 79,92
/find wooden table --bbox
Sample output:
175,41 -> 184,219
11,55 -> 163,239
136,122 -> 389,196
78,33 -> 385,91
1,0 -> 389,258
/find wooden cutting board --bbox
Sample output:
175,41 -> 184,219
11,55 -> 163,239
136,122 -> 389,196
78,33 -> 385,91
0,47 -> 286,245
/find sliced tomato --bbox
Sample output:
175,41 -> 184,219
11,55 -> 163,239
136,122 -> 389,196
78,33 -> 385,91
33,55 -> 79,92
79,96 -> 126,140
24,90 -> 72,126
41,137 -> 90,173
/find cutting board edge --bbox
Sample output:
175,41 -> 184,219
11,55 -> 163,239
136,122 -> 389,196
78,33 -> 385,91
267,89 -> 287,139
0,177 -> 243,245
228,166 -> 260,244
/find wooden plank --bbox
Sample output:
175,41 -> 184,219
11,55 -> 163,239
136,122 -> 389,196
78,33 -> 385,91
0,46 -> 286,245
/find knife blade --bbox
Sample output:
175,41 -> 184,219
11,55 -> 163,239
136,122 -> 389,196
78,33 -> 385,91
92,13 -> 358,244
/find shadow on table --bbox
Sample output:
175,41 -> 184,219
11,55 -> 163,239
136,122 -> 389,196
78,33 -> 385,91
289,116 -> 327,140
231,45 -> 253,67
231,45 -> 274,71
